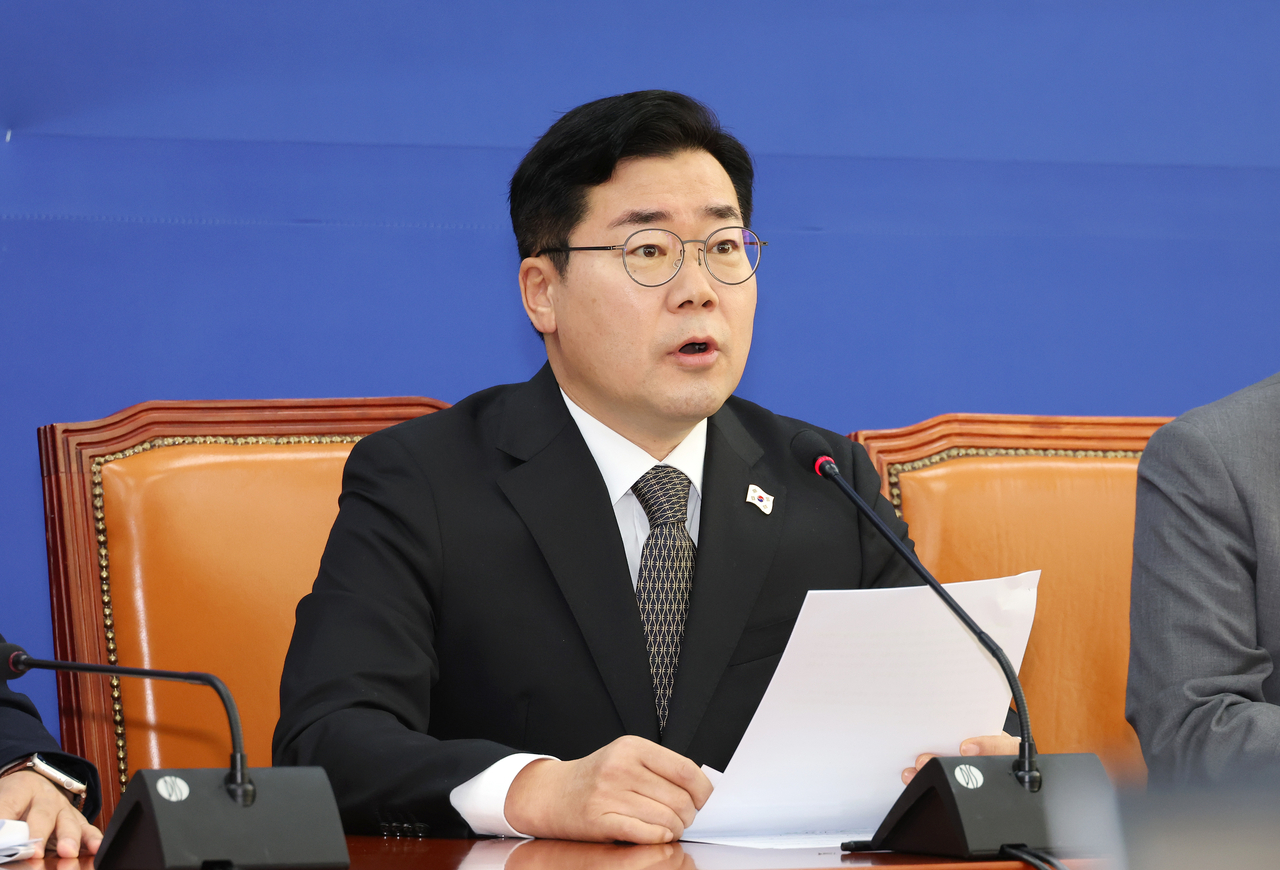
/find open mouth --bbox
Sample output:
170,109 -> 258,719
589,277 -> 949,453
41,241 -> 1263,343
679,342 -> 710,354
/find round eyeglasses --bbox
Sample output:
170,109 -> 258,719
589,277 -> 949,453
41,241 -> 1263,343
538,226 -> 767,287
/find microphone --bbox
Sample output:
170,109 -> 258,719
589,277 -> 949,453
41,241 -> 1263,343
789,430 -> 1115,860
2,641 -> 348,870
2,643 -> 254,806
788,431 -> 1040,788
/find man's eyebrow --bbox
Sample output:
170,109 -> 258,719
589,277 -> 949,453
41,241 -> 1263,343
705,204 -> 742,221
608,209 -> 670,229
606,204 -> 742,229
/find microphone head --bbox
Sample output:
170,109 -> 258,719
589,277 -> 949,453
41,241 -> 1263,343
0,643 -> 30,681
790,429 -> 837,476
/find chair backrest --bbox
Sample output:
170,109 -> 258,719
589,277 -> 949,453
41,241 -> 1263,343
39,397 -> 447,823
852,413 -> 1170,788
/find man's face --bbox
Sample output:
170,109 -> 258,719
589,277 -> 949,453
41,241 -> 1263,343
529,149 -> 757,449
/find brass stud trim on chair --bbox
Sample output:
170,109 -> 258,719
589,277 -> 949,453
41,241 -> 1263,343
89,434 -> 364,794
885,446 -> 1144,519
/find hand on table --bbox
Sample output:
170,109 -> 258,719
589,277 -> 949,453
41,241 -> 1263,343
901,733 -> 1021,784
0,771 -> 102,857
504,735 -> 713,844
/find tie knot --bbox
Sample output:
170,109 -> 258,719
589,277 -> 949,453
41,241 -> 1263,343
632,466 -> 692,527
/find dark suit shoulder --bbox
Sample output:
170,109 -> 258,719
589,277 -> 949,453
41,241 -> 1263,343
357,380 -> 516,454
352,365 -> 571,475
718,394 -> 865,477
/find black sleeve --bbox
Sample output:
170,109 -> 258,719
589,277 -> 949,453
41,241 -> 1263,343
272,434 -> 516,837
0,633 -> 103,823
844,437 -> 922,590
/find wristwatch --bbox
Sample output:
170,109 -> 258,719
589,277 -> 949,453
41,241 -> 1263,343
0,753 -> 88,812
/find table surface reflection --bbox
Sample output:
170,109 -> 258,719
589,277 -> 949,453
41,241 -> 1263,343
347,836 -> 1085,869
36,836 -> 1098,870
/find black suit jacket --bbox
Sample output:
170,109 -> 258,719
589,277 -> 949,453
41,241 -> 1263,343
0,633 -> 102,823
273,365 -> 919,835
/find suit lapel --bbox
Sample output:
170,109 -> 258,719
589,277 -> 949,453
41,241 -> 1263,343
661,403 -> 786,755
495,365 -> 659,742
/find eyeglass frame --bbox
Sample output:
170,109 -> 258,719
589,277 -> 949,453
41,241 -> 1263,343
535,225 -> 768,287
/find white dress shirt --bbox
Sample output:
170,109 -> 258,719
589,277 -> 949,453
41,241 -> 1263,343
447,389 -> 706,836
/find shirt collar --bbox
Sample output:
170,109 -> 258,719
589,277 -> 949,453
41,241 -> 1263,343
560,389 -> 706,506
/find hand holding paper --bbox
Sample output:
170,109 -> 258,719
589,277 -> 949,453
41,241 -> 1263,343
904,732 -> 1022,784
506,735 -> 713,844
682,571 -> 1040,848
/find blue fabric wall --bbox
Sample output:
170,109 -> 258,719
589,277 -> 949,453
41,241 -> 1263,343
2,0 -> 1278,734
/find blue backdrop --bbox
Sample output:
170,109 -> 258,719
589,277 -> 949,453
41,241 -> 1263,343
2,0 -> 1278,733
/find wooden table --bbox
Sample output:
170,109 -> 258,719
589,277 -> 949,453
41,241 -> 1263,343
35,836 -> 1097,870
346,837 -> 1099,869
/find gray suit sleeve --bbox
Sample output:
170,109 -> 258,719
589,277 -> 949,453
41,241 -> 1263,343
1126,418 -> 1278,785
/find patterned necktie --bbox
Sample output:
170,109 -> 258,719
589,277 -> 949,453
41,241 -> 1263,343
632,465 -> 696,732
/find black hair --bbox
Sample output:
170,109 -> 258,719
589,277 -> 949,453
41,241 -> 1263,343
509,90 -> 755,276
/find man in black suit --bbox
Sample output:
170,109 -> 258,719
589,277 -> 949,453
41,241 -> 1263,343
274,91 -> 1015,843
1,632 -> 102,856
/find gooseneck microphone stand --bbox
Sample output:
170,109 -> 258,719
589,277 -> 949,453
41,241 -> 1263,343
1,642 -> 348,870
3,646 -> 255,807
789,430 -> 1115,863
787,433 -> 1041,793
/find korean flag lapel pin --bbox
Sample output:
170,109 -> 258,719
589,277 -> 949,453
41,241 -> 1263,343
746,484 -> 774,515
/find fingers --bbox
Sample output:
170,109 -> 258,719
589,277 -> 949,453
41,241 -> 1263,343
54,807 -> 82,858
635,743 -> 713,810
506,736 -> 710,843
594,738 -> 704,833
902,735 -> 1023,784
53,808 -> 100,858
592,787 -> 687,841
0,771 -> 99,856
623,768 -> 699,831
960,733 -> 1021,756
599,810 -> 680,845
507,753 -> 684,843
592,761 -> 692,839
902,751 -> 937,784
84,824 -> 103,855
23,799 -> 58,855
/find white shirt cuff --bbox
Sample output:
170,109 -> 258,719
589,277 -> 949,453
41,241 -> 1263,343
448,753 -> 556,837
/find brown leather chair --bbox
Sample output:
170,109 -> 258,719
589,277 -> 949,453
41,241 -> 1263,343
39,398 -> 447,823
852,413 -> 1170,787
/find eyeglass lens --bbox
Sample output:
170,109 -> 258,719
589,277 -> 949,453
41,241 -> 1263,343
622,227 -> 763,287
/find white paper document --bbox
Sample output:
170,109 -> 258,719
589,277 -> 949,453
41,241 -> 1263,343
0,820 -> 40,864
682,571 -> 1040,849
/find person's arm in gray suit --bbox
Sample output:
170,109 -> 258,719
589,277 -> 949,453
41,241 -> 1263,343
1126,417 -> 1276,785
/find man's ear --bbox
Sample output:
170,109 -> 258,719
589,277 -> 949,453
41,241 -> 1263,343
519,256 -> 558,335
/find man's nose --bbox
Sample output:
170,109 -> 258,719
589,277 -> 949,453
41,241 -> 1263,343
672,244 -> 718,309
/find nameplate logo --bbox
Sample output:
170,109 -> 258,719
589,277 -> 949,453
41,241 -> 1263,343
156,776 -> 190,802
953,764 -> 984,789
